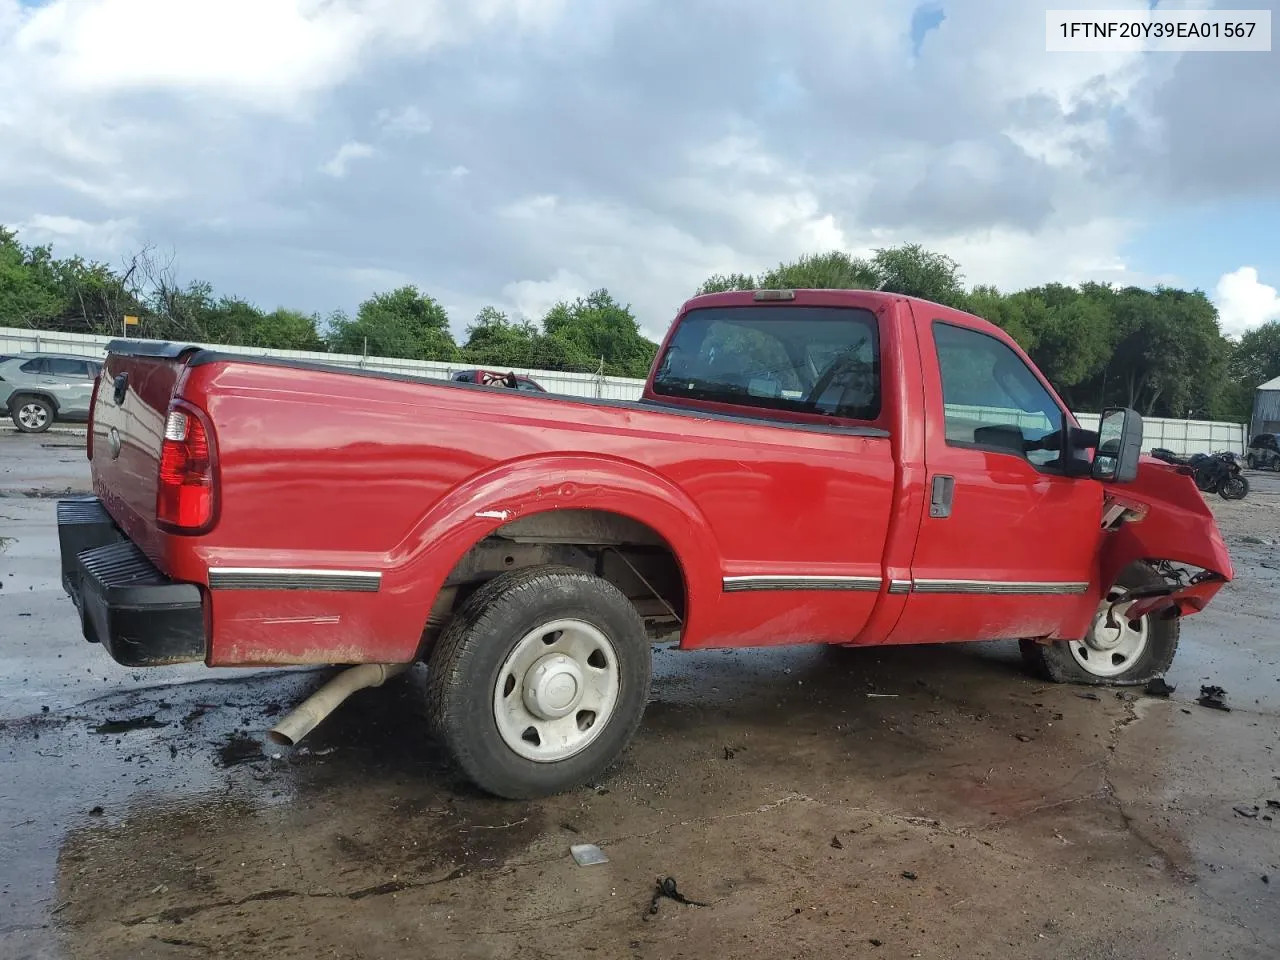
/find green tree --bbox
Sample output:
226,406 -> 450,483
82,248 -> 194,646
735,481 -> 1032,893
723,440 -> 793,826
696,272 -> 757,295
463,306 -> 540,367
327,285 -> 459,360
540,289 -> 657,377
760,251 -> 879,290
871,243 -> 964,305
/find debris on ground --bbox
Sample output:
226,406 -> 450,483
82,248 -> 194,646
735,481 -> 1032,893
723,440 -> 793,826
1197,685 -> 1231,712
647,876 -> 707,914
569,843 -> 609,867
1015,734 -> 1034,742
1266,800 -> 1280,810
560,822 -> 580,834
1233,805 -> 1260,819
831,835 -> 843,850
723,745 -> 740,760
901,871 -> 918,880
92,715 -> 168,734
1143,678 -> 1175,697
88,806 -> 103,816
217,733 -> 264,767
1076,692 -> 1101,701
869,939 -> 884,947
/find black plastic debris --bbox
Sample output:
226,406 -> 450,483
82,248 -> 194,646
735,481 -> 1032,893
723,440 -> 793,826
1234,805 -> 1260,819
901,871 -> 918,881
1267,800 -> 1280,810
92,715 -> 168,734
1077,692 -> 1101,701
88,806 -> 104,816
831,835 -> 844,850
647,876 -> 707,915
1143,678 -> 1175,698
1197,685 -> 1230,712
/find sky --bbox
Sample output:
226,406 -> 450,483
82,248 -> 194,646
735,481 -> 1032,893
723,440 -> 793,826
1,0 -> 1278,342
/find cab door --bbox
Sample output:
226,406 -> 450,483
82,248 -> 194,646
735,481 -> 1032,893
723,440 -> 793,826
885,311 -> 1103,645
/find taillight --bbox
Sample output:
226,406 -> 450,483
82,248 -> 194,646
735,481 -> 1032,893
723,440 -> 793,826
157,405 -> 217,533
86,374 -> 102,460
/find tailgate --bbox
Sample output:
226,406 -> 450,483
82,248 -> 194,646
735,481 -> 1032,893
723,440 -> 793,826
91,341 -> 201,563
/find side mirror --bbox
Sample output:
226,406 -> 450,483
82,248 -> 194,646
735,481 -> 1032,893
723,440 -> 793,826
1092,407 -> 1143,482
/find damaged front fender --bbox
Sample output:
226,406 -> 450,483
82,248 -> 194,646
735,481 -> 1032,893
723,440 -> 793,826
1096,457 -> 1234,616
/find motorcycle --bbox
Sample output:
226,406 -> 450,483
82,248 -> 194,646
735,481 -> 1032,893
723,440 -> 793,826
1150,448 -> 1249,500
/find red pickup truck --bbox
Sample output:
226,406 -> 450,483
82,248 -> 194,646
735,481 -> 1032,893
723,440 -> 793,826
58,289 -> 1233,798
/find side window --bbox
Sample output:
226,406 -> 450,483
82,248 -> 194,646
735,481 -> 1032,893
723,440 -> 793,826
933,321 -> 1065,468
48,358 -> 89,378
452,372 -> 474,383
20,358 -> 50,374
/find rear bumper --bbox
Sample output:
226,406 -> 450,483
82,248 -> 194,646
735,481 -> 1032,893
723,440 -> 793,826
57,497 -> 207,666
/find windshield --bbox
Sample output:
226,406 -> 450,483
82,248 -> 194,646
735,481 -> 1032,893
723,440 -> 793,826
651,305 -> 881,421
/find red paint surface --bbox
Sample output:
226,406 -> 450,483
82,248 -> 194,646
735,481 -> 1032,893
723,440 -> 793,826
88,291 -> 1234,666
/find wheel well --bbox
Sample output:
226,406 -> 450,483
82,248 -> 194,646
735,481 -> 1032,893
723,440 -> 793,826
9,391 -> 58,411
423,509 -> 687,651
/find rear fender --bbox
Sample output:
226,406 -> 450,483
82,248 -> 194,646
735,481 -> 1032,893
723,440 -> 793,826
387,454 -> 722,646
1096,458 -> 1233,613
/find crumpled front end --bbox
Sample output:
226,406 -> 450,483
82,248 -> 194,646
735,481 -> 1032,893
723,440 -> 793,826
1096,456 -> 1234,621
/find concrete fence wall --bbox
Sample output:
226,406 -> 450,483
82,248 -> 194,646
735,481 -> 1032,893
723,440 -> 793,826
1,327 -> 1245,455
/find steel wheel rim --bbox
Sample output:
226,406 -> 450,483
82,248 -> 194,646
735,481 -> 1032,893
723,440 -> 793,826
1070,587 -> 1149,678
493,618 -> 620,763
18,402 -> 48,430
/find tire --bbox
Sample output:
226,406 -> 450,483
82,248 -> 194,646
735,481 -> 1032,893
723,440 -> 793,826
1019,564 -> 1178,687
1218,475 -> 1249,500
11,395 -> 54,433
426,565 -> 651,799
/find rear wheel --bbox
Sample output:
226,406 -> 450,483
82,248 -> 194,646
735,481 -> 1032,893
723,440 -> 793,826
1218,475 -> 1249,500
426,565 -> 651,799
12,395 -> 53,433
1019,564 -> 1178,686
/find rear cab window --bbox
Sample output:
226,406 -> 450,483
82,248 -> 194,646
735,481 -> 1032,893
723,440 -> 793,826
651,305 -> 881,423
932,321 -> 1066,469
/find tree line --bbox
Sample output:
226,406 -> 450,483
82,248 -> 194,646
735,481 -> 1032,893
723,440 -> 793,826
2,225 -> 1275,419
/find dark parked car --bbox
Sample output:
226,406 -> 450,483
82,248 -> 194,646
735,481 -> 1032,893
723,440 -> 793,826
1246,433 -> 1280,471
0,353 -> 103,432
450,368 -> 547,392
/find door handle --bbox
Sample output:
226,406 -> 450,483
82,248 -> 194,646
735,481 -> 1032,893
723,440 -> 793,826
929,474 -> 955,519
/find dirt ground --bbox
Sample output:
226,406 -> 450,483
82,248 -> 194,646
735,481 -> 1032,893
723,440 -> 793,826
1,426 -> 1277,960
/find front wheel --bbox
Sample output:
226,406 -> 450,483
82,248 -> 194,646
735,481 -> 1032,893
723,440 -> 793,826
12,396 -> 54,433
1218,474 -> 1249,500
426,565 -> 651,799
1019,564 -> 1178,686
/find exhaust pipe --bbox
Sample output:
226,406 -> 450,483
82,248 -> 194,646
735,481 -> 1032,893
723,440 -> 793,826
268,662 -> 411,747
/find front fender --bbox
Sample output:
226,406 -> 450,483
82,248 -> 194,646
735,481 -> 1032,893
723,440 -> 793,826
385,453 -> 723,645
1097,457 -> 1234,607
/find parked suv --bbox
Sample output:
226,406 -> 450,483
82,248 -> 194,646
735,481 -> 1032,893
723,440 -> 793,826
0,353 -> 103,433
1246,433 -> 1280,471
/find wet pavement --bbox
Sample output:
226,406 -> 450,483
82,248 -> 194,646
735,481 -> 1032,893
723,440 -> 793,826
1,427 -> 1278,959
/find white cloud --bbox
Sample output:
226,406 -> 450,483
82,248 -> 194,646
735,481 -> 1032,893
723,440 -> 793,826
1215,267 -> 1280,337
503,268 -> 590,322
16,213 -> 139,256
3,0 -> 572,111
376,105 -> 432,136
320,141 -> 376,178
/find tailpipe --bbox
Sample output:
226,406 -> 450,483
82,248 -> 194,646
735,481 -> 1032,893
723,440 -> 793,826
268,662 -> 411,747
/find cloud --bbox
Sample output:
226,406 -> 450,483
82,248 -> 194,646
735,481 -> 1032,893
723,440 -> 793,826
1216,267 -> 1280,337
16,213 -> 139,256
0,0 -> 1268,345
320,141 -> 376,178
376,105 -> 432,136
